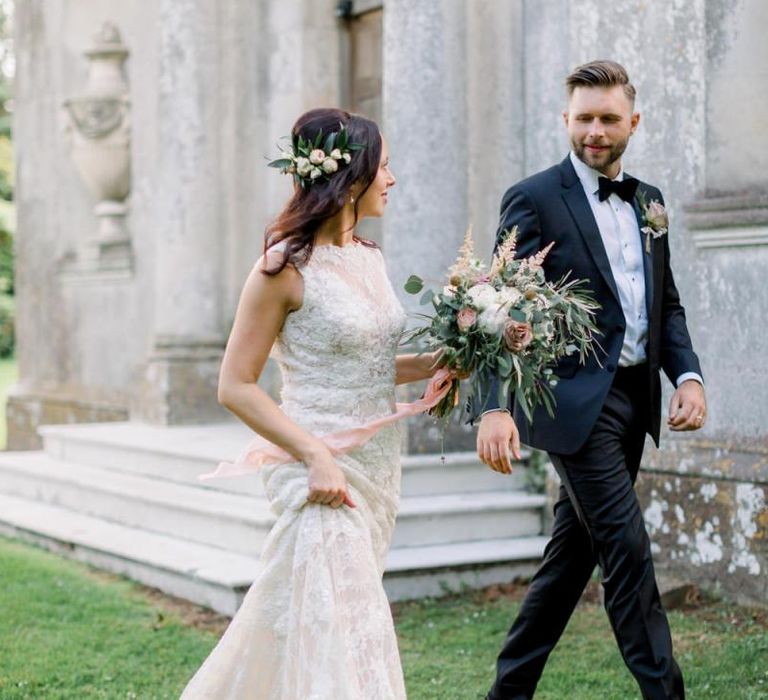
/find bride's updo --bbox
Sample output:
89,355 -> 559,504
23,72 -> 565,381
263,108 -> 382,275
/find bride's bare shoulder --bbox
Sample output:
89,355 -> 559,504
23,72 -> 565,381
244,246 -> 303,312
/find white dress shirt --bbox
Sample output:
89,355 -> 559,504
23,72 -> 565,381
569,152 -> 702,387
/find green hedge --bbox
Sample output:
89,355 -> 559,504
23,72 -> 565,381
0,293 -> 13,358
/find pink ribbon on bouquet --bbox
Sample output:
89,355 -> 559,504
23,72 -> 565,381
199,368 -> 457,481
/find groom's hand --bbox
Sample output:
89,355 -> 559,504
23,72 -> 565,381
668,380 -> 707,432
477,411 -> 521,474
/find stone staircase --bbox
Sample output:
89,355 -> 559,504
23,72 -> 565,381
0,422 -> 548,615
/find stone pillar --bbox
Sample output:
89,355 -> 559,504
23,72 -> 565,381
382,0 -> 469,305
382,0 -> 469,453
523,0 -> 572,174
465,0 -> 525,256
382,1 -> 527,453
132,0 -> 227,424
705,0 -> 768,195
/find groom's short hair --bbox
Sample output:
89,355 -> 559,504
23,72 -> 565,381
566,60 -> 636,104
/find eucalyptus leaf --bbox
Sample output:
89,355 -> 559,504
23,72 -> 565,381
404,275 -> 424,294
497,353 -> 512,377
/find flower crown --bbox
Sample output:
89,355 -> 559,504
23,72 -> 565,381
268,123 -> 365,187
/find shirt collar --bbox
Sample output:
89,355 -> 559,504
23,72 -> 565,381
569,151 -> 624,196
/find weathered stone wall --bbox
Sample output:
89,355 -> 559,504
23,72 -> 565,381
10,0 -> 344,445
11,0 -> 162,446
637,441 -> 767,606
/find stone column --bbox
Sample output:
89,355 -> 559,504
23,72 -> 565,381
523,0 -> 572,174
705,0 -> 768,196
133,0 -> 227,424
382,0 -> 470,452
382,0 -> 469,306
465,0 -> 525,255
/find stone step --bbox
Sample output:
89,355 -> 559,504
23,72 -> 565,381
401,451 -> 528,494
0,453 -> 544,552
0,492 -> 548,614
39,422 -> 265,496
393,491 -> 545,547
384,536 -> 548,601
0,452 -> 274,558
38,422 -> 529,496
0,492 -> 256,616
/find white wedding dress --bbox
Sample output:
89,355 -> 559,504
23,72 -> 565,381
180,242 -> 408,699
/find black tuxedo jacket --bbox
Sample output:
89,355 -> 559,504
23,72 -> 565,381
472,155 -> 702,455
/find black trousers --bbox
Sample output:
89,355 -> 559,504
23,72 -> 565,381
487,365 -> 684,700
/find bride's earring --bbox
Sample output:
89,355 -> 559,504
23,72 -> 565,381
349,194 -> 355,205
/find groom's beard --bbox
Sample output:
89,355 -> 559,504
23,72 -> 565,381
572,137 -> 629,175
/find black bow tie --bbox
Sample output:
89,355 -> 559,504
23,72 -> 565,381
597,176 -> 639,203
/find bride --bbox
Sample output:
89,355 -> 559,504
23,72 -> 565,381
180,107 -> 440,699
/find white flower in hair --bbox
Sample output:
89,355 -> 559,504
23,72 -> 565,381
267,124 -> 364,186
296,157 -> 311,177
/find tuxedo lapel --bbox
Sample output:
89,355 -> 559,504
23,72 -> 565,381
631,181 -> 655,317
559,159 -> 621,307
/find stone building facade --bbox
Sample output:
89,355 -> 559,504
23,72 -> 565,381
11,0 -> 767,604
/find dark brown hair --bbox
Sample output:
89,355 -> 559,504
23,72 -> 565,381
566,60 -> 636,104
263,108 -> 381,275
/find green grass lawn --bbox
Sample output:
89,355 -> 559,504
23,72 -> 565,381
0,355 -> 17,449
0,536 -> 766,699
0,538 -> 218,699
396,587 -> 768,699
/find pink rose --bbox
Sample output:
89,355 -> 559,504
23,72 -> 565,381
645,200 -> 668,230
456,307 -> 477,333
503,320 -> 533,353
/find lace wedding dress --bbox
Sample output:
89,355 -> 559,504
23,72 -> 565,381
180,242 -> 409,699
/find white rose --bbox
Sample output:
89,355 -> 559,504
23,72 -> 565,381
296,157 -> 311,177
342,152 -> 352,164
309,149 -> 326,165
322,158 -> 339,174
477,304 -> 507,335
497,286 -> 522,307
330,148 -> 342,160
466,283 -> 497,311
310,167 -> 323,180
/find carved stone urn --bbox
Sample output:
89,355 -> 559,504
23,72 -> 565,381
63,22 -> 131,252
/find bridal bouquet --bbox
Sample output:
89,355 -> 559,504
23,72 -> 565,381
404,227 -> 601,421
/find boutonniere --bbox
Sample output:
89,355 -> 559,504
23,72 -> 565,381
637,192 -> 669,254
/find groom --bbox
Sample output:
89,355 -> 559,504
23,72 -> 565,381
474,60 -> 706,699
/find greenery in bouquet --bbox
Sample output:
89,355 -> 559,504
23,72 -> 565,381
403,227 -> 601,422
